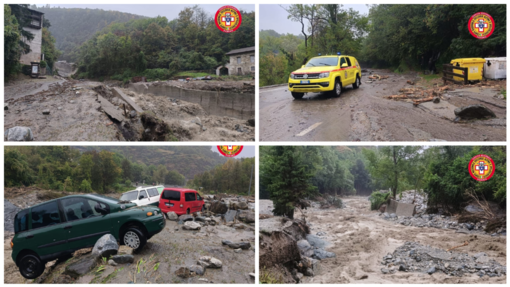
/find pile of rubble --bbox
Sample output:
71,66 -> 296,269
397,190 -> 427,214
380,212 -> 506,236
380,241 -> 506,278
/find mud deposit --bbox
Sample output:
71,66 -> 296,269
259,197 -> 506,284
259,69 -> 506,141
4,77 -> 254,141
4,188 -> 255,284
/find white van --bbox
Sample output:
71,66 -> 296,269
120,186 -> 161,206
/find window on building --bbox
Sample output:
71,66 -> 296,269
237,57 -> 241,64
251,66 -> 255,71
250,55 -> 254,63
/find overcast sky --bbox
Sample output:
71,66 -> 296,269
211,146 -> 255,158
260,4 -> 369,36
41,4 -> 254,20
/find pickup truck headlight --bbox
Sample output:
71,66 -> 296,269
319,72 -> 330,78
290,73 -> 295,79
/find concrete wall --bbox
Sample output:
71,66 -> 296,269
20,26 -> 43,65
227,53 -> 255,76
127,83 -> 255,120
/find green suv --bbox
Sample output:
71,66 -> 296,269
11,194 -> 165,279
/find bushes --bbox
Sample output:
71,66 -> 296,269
369,191 -> 391,210
79,179 -> 92,192
21,65 -> 32,75
142,68 -> 174,81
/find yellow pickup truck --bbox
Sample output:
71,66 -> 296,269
288,55 -> 362,99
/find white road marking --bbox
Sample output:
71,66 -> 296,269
296,122 -> 322,136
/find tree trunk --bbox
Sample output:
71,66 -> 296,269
393,147 -> 398,199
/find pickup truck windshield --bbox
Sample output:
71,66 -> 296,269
119,191 -> 138,201
305,57 -> 339,67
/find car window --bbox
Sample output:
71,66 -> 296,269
120,191 -> 138,201
31,201 -> 61,229
14,209 -> 29,233
88,199 -> 109,216
185,192 -> 196,202
61,198 -> 100,220
162,190 -> 181,201
147,188 -> 159,197
305,57 -> 339,67
196,193 -> 202,201
139,190 -> 148,199
345,57 -> 352,67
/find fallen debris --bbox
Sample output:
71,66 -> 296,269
381,241 -> 506,278
454,105 -> 497,120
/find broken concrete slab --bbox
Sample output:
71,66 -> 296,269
386,200 -> 398,214
113,87 -> 144,113
395,201 -> 416,217
97,95 -> 125,122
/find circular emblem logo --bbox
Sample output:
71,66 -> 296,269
303,74 -> 308,79
469,154 -> 495,181
468,12 -> 495,39
217,145 -> 243,157
215,6 -> 242,33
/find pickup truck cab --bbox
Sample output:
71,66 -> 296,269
120,186 -> 161,207
158,188 -> 205,215
11,194 -> 165,279
288,55 -> 362,99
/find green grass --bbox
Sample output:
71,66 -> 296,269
174,71 -> 211,78
501,88 -> 506,99
420,73 -> 441,81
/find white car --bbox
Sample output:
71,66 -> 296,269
120,186 -> 161,207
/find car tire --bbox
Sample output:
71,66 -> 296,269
353,76 -> 361,89
18,253 -> 45,279
291,92 -> 304,99
333,78 -> 342,97
122,227 -> 147,253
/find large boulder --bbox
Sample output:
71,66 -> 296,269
209,201 -> 228,214
259,231 -> 301,268
111,254 -> 134,264
64,254 -> 97,278
454,105 -> 496,120
189,265 -> 205,276
313,249 -> 336,260
297,239 -> 314,257
4,126 -> 33,141
91,234 -> 118,259
179,214 -> 193,222
166,212 -> 179,221
198,256 -> 223,268
222,240 -> 251,250
224,210 -> 237,223
237,210 -> 255,224
183,221 -> 201,230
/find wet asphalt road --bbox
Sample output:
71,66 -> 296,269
259,69 -> 506,142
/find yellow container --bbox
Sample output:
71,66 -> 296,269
450,58 -> 486,82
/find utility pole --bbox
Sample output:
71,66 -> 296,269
248,163 -> 254,196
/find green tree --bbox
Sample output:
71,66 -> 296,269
4,149 -> 34,187
260,146 -> 318,219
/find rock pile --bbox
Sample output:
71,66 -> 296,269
397,190 -> 427,214
380,212 -> 506,236
381,242 -> 506,278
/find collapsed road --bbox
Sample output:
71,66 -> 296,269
4,76 -> 255,141
259,69 -> 506,141
259,196 -> 506,284
4,187 -> 255,284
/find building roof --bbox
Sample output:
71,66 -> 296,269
226,46 -> 255,55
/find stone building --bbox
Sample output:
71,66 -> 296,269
19,7 -> 44,65
216,46 -> 255,76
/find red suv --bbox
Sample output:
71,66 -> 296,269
158,188 -> 205,215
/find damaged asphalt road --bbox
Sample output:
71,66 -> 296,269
259,69 -> 506,141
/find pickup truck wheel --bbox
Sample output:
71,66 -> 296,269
19,253 -> 44,279
123,227 -> 147,252
333,79 -> 342,97
353,76 -> 361,89
291,92 -> 304,99
201,205 -> 205,212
